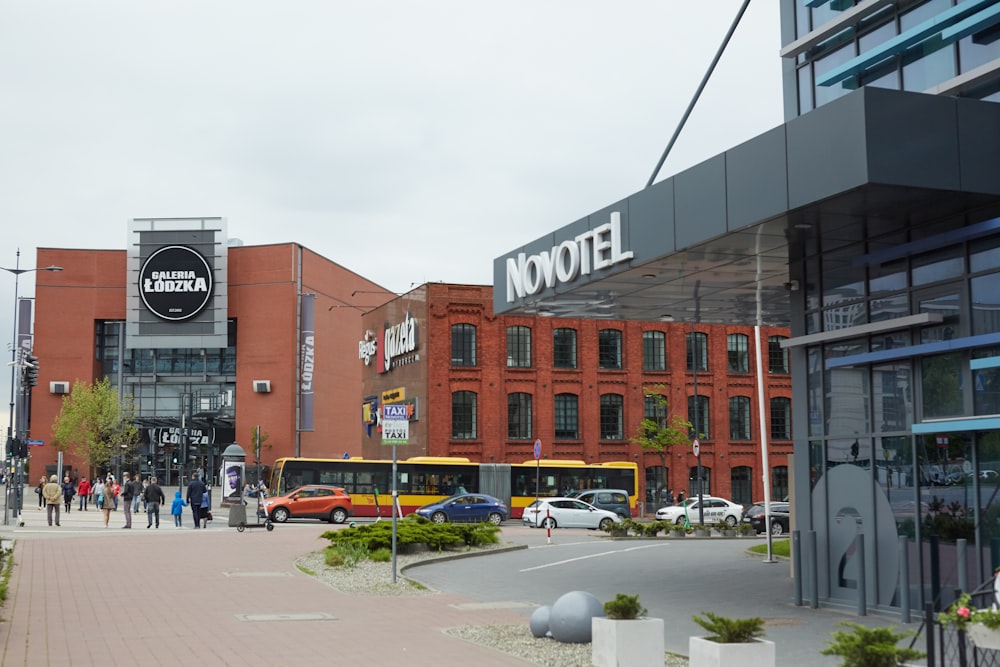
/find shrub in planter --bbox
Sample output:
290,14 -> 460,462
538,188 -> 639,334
692,611 -> 765,643
593,594 -> 663,667
603,593 -> 646,619
689,611 -> 774,667
820,622 -> 924,667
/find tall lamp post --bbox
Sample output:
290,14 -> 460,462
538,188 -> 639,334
3,250 -> 63,525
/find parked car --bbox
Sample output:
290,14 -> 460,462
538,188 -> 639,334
566,489 -> 631,518
414,493 -> 508,525
655,496 -> 743,526
522,497 -> 622,531
263,485 -> 353,523
743,501 -> 790,535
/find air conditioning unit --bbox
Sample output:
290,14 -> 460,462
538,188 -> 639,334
252,380 -> 271,394
50,381 -> 70,395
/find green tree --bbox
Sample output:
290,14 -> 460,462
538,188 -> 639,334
630,386 -> 693,475
248,426 -> 270,464
51,378 -> 140,473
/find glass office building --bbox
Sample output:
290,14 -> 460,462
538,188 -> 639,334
495,0 -> 1000,615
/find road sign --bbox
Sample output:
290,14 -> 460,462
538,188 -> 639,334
533,439 -> 541,460
692,438 -> 700,457
26,440 -> 44,446
382,405 -> 409,444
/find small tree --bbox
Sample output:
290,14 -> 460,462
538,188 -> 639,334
51,378 -> 140,473
630,385 -> 692,489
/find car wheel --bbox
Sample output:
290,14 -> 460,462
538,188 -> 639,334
487,512 -> 503,526
770,520 -> 785,536
271,507 -> 289,523
541,517 -> 557,529
331,507 -> 349,524
598,518 -> 615,532
431,511 -> 448,524
725,515 -> 738,528
675,516 -> 686,525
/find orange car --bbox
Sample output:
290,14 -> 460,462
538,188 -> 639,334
262,485 -> 353,524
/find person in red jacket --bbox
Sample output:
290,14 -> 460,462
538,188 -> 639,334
78,477 -> 91,511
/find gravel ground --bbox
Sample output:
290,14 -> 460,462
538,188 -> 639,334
295,545 -> 689,667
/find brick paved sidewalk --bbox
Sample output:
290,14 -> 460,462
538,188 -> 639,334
0,503 -> 532,666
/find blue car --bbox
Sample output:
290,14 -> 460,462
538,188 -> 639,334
415,493 -> 508,525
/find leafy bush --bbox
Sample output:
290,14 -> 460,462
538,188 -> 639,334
692,611 -> 766,643
320,516 -> 500,553
603,593 -> 646,620
325,541 -> 369,568
820,622 -> 924,667
369,547 -> 392,562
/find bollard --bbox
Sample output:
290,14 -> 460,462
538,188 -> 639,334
925,602 -> 936,667
930,536 -> 941,611
856,533 -> 867,616
792,530 -> 803,606
899,535 -> 911,624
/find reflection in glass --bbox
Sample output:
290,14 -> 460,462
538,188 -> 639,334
872,363 -> 912,432
921,353 -> 965,419
826,368 -> 871,437
971,273 -> 1000,335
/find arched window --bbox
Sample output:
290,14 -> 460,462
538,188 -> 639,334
768,335 -> 789,374
506,325 -> 531,367
689,466 -> 711,497
731,466 -> 752,507
727,333 -> 749,373
686,332 -> 708,372
507,392 -> 532,439
599,393 -> 624,440
729,396 -> 751,440
451,391 -> 477,439
688,395 -> 710,439
554,393 -> 579,439
770,397 -> 792,440
598,329 -> 623,369
451,324 -> 476,366
643,331 -> 666,371
645,465 -> 669,508
772,466 -> 789,501
553,328 -> 577,368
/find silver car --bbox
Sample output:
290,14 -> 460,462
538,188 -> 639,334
522,497 -> 622,530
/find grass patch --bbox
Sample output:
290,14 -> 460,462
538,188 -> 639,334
0,542 -> 13,609
748,539 -> 790,558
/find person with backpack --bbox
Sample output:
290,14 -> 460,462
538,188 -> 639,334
143,476 -> 166,529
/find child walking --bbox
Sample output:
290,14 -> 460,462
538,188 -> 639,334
171,490 -> 188,528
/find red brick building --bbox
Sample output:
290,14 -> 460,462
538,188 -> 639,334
360,283 -> 793,511
24,219 -> 395,482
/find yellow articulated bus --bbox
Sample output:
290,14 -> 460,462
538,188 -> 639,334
268,456 -> 638,519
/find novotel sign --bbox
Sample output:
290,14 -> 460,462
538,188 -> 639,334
506,211 -> 633,303
139,245 -> 214,321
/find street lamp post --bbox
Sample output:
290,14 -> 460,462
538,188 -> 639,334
3,250 -> 63,525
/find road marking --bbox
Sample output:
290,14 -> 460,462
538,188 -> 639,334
519,543 -> 664,572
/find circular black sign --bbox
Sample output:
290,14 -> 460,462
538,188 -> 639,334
139,245 -> 214,321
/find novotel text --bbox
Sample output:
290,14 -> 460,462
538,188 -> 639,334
506,211 -> 633,303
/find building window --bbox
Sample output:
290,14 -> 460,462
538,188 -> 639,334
731,466 -> 752,507
554,393 -> 579,439
451,391 -> 477,439
600,394 -> 624,440
506,326 -> 531,368
768,336 -> 789,374
772,466 -> 789,502
644,393 -> 667,432
727,334 -> 749,373
646,466 -> 669,507
598,329 -> 623,370
451,324 -> 476,367
643,331 -> 666,371
553,328 -> 577,369
729,396 -> 751,440
688,395 -> 710,439
507,392 -> 532,440
770,397 -> 792,440
689,466 -> 711,497
686,332 -> 708,372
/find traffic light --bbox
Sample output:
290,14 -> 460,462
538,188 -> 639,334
171,453 -> 178,465
23,354 -> 38,387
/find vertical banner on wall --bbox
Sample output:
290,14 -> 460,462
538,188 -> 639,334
299,293 -> 315,432
17,299 -> 32,358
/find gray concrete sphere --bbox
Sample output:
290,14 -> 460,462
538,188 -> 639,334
529,605 -> 551,638
548,591 -> 604,643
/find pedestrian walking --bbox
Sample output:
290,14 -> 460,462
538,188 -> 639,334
78,477 -> 91,511
61,475 -> 75,513
171,491 -> 187,528
36,475 -> 46,510
93,478 -> 105,512
200,487 -> 212,528
42,475 -> 62,526
138,478 -> 147,512
186,471 -> 207,529
101,476 -> 117,527
144,476 -> 165,528
120,472 -> 136,528
111,477 -> 120,510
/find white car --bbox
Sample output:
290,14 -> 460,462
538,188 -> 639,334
655,496 -> 743,527
522,497 -> 622,531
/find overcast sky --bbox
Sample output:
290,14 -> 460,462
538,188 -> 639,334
0,1 -> 782,431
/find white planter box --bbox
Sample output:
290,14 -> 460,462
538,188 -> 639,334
968,624 -> 1000,651
689,635 -> 776,667
592,617 -> 664,667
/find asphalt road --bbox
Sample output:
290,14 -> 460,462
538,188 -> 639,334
406,524 -> 918,666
